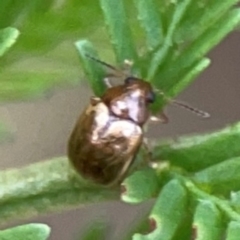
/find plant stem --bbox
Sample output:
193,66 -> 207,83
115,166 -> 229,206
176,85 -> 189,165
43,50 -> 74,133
0,157 -> 118,226
153,122 -> 240,172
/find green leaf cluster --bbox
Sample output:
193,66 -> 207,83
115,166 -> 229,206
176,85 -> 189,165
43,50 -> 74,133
77,0 -> 240,111
121,122 -> 240,239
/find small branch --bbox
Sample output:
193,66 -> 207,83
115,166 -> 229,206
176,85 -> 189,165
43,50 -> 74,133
0,157 -> 118,226
153,122 -> 240,172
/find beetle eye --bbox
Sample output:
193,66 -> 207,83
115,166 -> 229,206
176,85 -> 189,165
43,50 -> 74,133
146,91 -> 155,103
124,77 -> 136,84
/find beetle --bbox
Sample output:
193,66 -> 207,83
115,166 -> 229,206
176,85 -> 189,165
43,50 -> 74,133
67,56 -> 209,186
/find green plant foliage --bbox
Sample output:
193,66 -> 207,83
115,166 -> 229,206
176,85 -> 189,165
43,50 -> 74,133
0,223 -> 51,240
133,0 -> 164,50
121,167 -> 160,204
153,122 -> 240,172
75,40 -> 106,96
1,0 -> 240,240
0,157 -> 118,224
78,0 -> 240,112
192,201 -> 223,240
193,156 -> 240,194
226,221 -> 240,240
0,27 -> 19,57
0,0 -> 103,102
120,123 -> 240,239
231,191 -> 240,212
0,27 -> 19,140
133,179 -> 188,240
100,0 -> 138,64
0,124 -> 240,238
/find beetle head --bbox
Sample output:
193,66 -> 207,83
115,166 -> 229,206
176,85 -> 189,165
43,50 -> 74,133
102,77 -> 155,125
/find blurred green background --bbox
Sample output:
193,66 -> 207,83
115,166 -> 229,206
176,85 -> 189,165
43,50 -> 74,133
0,0 -> 109,101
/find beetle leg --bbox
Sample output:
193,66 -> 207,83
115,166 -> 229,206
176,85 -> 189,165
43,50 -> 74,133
90,97 -> 102,106
149,112 -> 169,124
142,138 -> 152,163
104,77 -> 113,88
122,59 -> 133,76
142,138 -> 161,169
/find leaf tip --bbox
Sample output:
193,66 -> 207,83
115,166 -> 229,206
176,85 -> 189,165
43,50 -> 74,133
148,217 -> 157,232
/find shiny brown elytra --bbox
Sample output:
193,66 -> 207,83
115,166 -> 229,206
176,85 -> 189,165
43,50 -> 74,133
68,57 -> 209,186
68,57 -> 158,186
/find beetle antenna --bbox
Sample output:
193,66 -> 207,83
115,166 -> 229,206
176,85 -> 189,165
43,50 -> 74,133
171,100 -> 210,118
85,54 -> 118,71
156,90 -> 210,118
